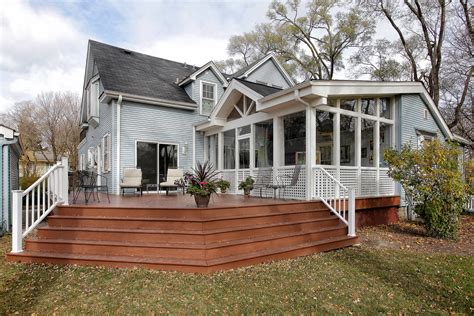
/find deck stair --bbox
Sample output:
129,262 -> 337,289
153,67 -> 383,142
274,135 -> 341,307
7,201 -> 358,273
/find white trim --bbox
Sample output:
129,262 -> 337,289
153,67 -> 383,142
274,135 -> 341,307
101,90 -> 197,110
178,61 -> 228,87
200,80 -> 217,115
102,133 -> 111,173
238,54 -> 295,87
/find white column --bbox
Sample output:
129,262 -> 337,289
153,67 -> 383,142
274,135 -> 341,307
11,190 -> 23,253
305,105 -> 316,200
234,129 -> 239,192
273,116 -> 282,184
334,107 -> 341,182
61,157 -> 69,205
192,126 -> 196,169
249,124 -> 255,176
375,99 -> 381,196
217,132 -> 224,170
356,99 -> 362,196
348,188 -> 356,236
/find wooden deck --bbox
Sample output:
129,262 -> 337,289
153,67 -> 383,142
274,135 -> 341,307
7,193 -> 399,273
70,192 -> 297,209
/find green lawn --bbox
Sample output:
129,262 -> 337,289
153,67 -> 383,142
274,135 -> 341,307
0,235 -> 472,314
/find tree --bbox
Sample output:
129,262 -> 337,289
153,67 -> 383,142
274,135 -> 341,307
349,39 -> 411,81
4,91 -> 81,171
385,140 -> 471,239
217,0 -> 375,80
366,0 -> 450,106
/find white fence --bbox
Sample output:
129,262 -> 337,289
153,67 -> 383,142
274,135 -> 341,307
11,157 -> 69,253
218,165 -> 395,200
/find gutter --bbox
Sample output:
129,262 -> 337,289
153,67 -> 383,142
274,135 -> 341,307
101,90 -> 198,110
1,137 -> 20,235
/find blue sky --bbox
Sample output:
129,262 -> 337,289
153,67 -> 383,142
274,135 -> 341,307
0,0 -> 272,112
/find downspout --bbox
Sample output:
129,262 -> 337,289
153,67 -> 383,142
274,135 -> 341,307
116,95 -> 122,194
1,138 -> 19,235
294,90 -> 313,201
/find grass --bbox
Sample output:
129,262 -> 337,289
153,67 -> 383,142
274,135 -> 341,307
0,235 -> 472,314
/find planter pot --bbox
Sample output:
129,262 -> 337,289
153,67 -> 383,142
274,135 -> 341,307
194,194 -> 210,208
220,188 -> 227,194
243,189 -> 251,197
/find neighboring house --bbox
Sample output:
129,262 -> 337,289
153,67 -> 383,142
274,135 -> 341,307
78,40 -> 467,205
0,125 -> 22,234
19,150 -> 54,178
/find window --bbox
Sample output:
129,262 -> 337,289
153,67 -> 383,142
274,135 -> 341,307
361,98 -> 376,116
87,147 -> 96,169
340,115 -> 356,166
417,130 -> 436,148
341,99 -> 356,111
238,125 -> 251,135
380,98 -> 391,119
316,111 -> 334,165
102,134 -> 111,173
423,109 -> 429,120
201,82 -> 216,115
380,122 -> 392,167
283,111 -> 306,165
254,120 -> 273,168
223,130 -> 235,169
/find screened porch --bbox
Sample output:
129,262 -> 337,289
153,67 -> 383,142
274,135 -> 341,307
202,94 -> 397,201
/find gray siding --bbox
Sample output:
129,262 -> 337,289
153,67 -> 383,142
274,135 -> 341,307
78,79 -> 115,192
246,59 -> 291,88
184,68 -> 225,114
119,101 -> 204,186
400,94 -> 445,148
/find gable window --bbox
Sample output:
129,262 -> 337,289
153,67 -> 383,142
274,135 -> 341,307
102,133 -> 111,173
86,77 -> 100,123
417,130 -> 436,148
201,81 -> 216,115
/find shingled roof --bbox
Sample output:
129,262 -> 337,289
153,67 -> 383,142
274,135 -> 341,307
235,78 -> 282,97
89,40 -> 199,104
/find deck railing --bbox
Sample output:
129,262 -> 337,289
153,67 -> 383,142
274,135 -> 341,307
312,166 -> 356,236
11,157 -> 69,253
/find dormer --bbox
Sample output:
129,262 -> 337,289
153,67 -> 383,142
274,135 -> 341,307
231,54 -> 294,89
178,61 -> 228,116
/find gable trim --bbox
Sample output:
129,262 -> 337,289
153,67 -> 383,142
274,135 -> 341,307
237,54 -> 295,87
101,90 -> 198,111
178,61 -> 228,87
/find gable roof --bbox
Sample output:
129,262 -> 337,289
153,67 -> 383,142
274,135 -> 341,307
88,40 -> 197,105
177,61 -> 228,87
230,54 -> 295,86
235,78 -> 282,97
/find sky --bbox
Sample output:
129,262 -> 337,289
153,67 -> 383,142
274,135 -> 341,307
0,0 -> 397,114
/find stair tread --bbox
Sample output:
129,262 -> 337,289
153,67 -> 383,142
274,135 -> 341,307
12,235 -> 357,267
27,224 -> 348,249
52,208 -> 330,222
39,216 -> 339,234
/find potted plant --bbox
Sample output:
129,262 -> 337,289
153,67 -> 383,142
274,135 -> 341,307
186,161 -> 219,208
238,176 -> 255,197
217,179 -> 231,193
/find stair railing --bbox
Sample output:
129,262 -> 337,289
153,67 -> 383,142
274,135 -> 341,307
313,166 -> 356,236
11,157 -> 69,253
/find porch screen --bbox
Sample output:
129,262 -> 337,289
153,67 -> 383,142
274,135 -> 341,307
254,120 -> 273,167
223,130 -> 235,169
316,111 -> 334,165
379,122 -> 392,167
340,114 -> 356,166
361,119 -> 375,167
283,111 -> 306,165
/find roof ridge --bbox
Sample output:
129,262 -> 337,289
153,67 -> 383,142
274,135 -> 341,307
88,39 -> 202,70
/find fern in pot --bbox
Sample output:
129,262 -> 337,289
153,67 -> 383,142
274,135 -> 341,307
238,176 -> 255,197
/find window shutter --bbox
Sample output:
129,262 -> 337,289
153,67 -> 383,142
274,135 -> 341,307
107,134 -> 111,172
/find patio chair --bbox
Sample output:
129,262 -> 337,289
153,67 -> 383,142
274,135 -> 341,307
159,168 -> 184,195
120,168 -> 143,196
78,170 -> 110,204
253,168 -> 273,198
267,164 -> 302,200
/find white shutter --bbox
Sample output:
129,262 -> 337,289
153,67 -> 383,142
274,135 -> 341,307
106,134 -> 111,172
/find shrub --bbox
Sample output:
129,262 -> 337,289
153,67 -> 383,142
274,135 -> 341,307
384,139 -> 470,239
20,176 -> 39,190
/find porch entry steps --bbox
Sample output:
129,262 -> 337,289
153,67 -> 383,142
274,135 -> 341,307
7,201 -> 358,272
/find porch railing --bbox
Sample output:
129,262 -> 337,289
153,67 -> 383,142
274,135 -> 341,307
312,166 -> 356,236
11,157 -> 69,253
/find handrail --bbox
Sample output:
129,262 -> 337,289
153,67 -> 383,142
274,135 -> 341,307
21,162 -> 63,196
313,166 -> 356,237
11,157 -> 69,253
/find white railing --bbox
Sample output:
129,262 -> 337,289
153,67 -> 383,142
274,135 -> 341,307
313,166 -> 356,236
11,157 -> 69,253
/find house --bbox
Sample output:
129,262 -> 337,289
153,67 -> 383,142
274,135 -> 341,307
0,124 -> 22,235
7,40 -> 467,271
78,40 -> 462,206
19,150 -> 54,178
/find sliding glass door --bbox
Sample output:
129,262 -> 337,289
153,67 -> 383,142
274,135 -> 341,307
136,141 -> 178,190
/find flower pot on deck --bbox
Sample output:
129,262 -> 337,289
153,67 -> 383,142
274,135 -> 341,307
194,194 -> 210,208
